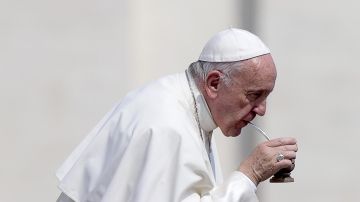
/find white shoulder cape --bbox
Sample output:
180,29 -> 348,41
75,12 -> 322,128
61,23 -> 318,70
56,73 -> 258,202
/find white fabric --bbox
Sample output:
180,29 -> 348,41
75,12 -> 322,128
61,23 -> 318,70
199,28 -> 270,62
56,72 -> 258,202
186,70 -> 217,178
185,69 -> 216,133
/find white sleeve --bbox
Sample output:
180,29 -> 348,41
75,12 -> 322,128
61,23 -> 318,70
56,172 -> 258,202
182,171 -> 258,202
207,171 -> 258,202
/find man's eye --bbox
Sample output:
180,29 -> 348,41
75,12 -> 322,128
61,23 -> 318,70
247,93 -> 261,100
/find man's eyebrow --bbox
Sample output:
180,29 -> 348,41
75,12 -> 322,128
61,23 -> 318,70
246,89 -> 273,96
246,88 -> 271,92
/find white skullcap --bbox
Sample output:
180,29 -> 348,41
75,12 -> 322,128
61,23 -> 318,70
199,28 -> 270,62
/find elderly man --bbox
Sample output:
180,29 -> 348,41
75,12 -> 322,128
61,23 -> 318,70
56,28 -> 297,202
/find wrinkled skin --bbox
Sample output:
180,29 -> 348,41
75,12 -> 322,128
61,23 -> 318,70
238,137 -> 297,185
203,54 -> 277,137
200,54 -> 298,185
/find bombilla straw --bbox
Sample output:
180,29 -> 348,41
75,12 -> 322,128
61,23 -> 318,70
248,122 -> 271,141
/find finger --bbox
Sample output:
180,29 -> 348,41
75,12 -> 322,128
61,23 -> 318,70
279,144 -> 298,152
273,151 -> 296,165
281,151 -> 296,160
275,159 -> 293,170
266,137 -> 297,147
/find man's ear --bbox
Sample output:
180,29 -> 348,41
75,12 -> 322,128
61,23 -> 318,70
204,70 -> 222,99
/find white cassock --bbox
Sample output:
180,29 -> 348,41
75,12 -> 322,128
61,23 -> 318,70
56,71 -> 258,202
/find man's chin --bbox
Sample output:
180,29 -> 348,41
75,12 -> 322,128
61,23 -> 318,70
223,128 -> 243,137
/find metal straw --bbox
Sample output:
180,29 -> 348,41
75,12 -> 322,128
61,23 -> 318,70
248,122 -> 271,141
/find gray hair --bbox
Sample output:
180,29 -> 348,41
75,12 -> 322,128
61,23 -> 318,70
188,60 -> 245,87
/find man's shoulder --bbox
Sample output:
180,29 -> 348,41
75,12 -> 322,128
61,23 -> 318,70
120,72 -> 190,117
108,71 -> 196,136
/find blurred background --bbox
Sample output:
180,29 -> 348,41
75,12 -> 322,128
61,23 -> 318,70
1,0 -> 360,201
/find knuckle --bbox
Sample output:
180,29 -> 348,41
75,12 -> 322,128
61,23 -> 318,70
257,143 -> 268,153
285,151 -> 296,159
284,145 -> 292,150
279,138 -> 286,145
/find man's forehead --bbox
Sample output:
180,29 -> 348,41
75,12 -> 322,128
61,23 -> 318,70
230,56 -> 277,90
234,55 -> 275,74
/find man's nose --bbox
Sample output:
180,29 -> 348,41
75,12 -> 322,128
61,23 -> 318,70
253,100 -> 266,116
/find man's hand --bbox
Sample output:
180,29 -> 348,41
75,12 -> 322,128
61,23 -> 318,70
238,137 -> 298,186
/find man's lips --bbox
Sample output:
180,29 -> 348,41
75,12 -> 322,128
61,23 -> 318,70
242,113 -> 256,123
242,118 -> 254,124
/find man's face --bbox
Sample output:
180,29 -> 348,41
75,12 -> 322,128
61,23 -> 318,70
205,54 -> 277,137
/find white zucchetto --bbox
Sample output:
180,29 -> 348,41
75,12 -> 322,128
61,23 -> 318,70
199,28 -> 270,62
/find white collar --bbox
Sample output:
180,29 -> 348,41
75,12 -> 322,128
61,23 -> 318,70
186,72 -> 217,132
